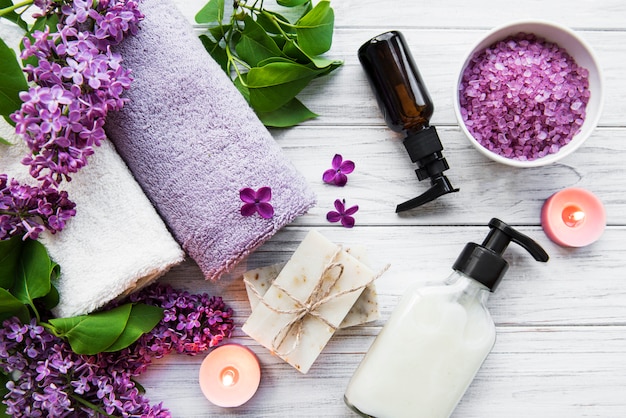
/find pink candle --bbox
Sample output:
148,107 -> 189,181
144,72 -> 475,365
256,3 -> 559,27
199,344 -> 261,408
541,188 -> 606,247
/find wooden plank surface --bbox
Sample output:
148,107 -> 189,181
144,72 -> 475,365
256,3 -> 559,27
140,0 -> 626,416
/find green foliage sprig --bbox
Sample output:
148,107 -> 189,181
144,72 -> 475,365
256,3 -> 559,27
195,0 -> 343,127
0,237 -> 164,355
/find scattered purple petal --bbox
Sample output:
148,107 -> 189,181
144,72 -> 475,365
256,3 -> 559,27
322,154 -> 355,187
458,32 -> 590,161
239,187 -> 274,219
326,198 -> 359,228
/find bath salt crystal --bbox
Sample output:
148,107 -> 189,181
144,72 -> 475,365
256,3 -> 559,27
459,32 -> 591,161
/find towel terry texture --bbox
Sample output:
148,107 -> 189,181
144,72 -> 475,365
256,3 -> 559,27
1,21 -> 185,317
105,0 -> 316,280
0,132 -> 185,317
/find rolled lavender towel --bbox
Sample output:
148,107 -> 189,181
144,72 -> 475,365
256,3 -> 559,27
105,0 -> 316,280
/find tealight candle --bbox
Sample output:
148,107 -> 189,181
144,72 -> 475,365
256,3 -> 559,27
541,187 -> 606,247
199,344 -> 261,408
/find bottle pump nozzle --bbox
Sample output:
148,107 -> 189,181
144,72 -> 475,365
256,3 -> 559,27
358,31 -> 459,213
452,218 -> 549,291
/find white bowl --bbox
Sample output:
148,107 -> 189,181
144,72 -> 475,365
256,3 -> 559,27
453,20 -> 604,167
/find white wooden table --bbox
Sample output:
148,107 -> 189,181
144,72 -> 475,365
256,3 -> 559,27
141,0 -> 626,416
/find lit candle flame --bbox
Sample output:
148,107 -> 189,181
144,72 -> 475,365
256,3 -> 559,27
221,367 -> 238,387
562,205 -> 586,228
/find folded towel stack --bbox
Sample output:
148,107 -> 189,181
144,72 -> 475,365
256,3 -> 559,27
105,0 -> 316,280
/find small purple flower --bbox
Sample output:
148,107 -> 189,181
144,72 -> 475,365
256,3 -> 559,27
0,175 -> 76,240
239,187 -> 274,219
326,199 -> 359,228
322,154 -> 355,187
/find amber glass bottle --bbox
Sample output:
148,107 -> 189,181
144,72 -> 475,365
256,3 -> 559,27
358,31 -> 458,212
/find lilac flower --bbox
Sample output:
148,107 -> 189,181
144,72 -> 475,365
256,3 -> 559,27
322,154 -> 355,187
33,0 -> 56,15
0,284 -> 235,416
7,0 -> 143,189
239,187 -> 274,219
0,174 -> 76,240
129,283 -> 235,355
326,198 -> 359,228
61,0 -> 92,26
59,57 -> 87,84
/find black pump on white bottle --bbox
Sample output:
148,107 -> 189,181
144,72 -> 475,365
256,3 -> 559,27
358,31 -> 459,213
344,219 -> 549,418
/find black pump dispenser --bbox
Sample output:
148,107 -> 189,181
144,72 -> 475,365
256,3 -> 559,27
453,218 -> 550,291
358,31 -> 459,213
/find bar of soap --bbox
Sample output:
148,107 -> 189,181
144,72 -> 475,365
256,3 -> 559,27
242,230 -> 377,373
243,247 -> 379,328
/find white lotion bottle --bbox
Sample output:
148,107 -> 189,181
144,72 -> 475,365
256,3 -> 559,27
344,218 -> 549,418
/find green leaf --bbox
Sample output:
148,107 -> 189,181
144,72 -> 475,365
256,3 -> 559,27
257,97 -> 318,127
256,10 -> 295,35
247,61 -> 323,112
104,304 -> 163,352
233,73 -> 250,102
1,135 -> 13,145
283,38 -> 343,71
0,37 -> 28,119
277,0 -> 310,6
49,304 -> 133,355
235,14 -> 285,67
0,236 -> 24,289
0,0 -> 28,30
199,34 -> 229,73
40,273 -> 60,311
310,57 -> 343,76
295,0 -> 334,56
257,56 -> 297,66
133,378 -> 146,394
195,0 -> 224,24
282,39 -> 311,64
208,23 -> 231,42
10,239 -> 53,307
0,288 -> 30,323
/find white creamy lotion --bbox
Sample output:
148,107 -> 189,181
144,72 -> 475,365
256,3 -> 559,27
344,274 -> 495,418
344,219 -> 549,418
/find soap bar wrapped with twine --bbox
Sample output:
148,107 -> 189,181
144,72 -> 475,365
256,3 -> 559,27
242,230 -> 388,373
243,245 -> 380,329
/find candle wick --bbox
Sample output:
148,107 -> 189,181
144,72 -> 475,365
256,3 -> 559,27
571,211 -> 585,222
562,205 -> 586,228
221,367 -> 238,387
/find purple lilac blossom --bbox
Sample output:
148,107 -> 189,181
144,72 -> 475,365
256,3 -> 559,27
0,284 -> 235,416
322,154 -> 355,187
10,0 -> 143,186
0,174 -> 76,240
458,32 -> 590,161
239,187 -> 275,219
326,198 -> 359,228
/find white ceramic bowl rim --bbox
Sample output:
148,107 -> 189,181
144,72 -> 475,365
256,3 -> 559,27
454,19 -> 604,168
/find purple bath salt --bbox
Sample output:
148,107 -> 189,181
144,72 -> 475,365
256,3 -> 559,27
459,32 -> 590,161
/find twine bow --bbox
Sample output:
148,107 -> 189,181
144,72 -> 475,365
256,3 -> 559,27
244,247 -> 389,357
